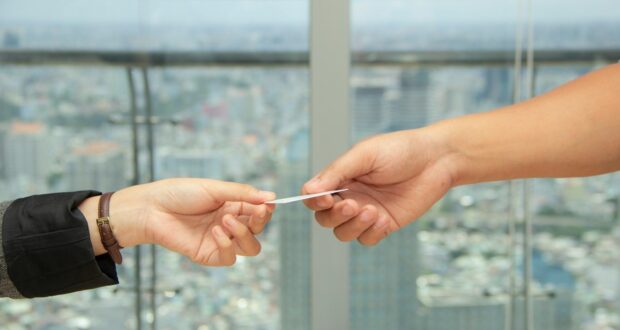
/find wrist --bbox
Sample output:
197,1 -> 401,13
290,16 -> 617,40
418,120 -> 470,188
80,187 -> 150,256
108,187 -> 150,248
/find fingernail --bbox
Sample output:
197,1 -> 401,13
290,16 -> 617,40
317,198 -> 330,209
254,215 -> 265,224
342,205 -> 354,217
257,207 -> 267,218
259,191 -> 276,201
373,217 -> 389,230
224,216 -> 236,227
213,226 -> 225,237
360,210 -> 373,222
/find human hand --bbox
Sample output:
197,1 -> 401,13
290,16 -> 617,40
81,178 -> 276,266
302,129 -> 458,246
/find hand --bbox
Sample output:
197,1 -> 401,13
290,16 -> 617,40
302,129 -> 458,246
81,178 -> 276,266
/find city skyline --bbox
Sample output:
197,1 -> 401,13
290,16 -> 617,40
1,3 -> 620,328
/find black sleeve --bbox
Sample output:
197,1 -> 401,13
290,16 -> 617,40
2,191 -> 119,298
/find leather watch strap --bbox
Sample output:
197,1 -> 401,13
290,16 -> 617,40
97,192 -> 123,264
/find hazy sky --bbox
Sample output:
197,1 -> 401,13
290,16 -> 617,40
0,0 -> 618,26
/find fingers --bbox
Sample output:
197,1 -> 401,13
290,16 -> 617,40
357,215 -> 391,246
302,186 -> 348,212
204,180 -> 276,205
231,202 -> 274,234
303,143 -> 375,199
247,212 -> 272,235
222,215 -> 262,256
332,205 -> 379,242
315,199 -> 360,228
302,193 -> 337,212
211,225 -> 236,266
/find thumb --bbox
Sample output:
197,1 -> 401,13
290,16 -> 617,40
304,143 -> 376,193
204,180 -> 276,204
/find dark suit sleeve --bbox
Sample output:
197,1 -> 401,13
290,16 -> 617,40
1,191 -> 119,298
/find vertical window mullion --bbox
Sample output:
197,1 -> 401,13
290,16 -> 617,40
310,0 -> 351,329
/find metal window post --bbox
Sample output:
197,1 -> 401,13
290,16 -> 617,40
140,68 -> 158,330
310,0 -> 351,329
126,67 -> 144,330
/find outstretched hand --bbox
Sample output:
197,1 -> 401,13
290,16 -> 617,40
82,178 -> 276,267
302,129 -> 457,246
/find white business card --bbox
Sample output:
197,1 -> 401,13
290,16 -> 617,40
265,189 -> 349,204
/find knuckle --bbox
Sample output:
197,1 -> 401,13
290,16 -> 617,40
218,239 -> 233,249
239,183 -> 255,194
252,224 -> 265,235
250,244 -> 262,256
333,229 -> 352,242
254,215 -> 267,224
191,254 -> 210,266
303,199 -> 320,210
190,254 -> 201,264
237,227 -> 251,238
358,237 -> 379,247
245,183 -> 256,191
224,256 -> 237,266
315,213 -> 331,228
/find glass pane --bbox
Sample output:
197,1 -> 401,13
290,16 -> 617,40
530,1 -> 620,328
0,66 -> 136,328
351,0 -> 517,328
0,0 -> 308,51
1,1 -> 309,329
350,65 -> 516,329
352,0 -> 517,52
147,67 -> 310,329
533,0 -> 620,50
531,63 -> 620,330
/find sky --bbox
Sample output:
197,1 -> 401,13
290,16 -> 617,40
0,0 -> 618,27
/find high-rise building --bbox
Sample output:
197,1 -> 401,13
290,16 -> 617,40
348,69 -> 429,329
481,67 -> 511,104
352,83 -> 390,141
65,141 -> 126,192
393,69 -> 431,130
415,288 -> 583,330
279,128 -> 311,330
3,121 -> 52,187
350,222 -> 421,329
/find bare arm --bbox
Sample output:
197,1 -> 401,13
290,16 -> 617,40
440,63 -> 620,185
303,63 -> 620,246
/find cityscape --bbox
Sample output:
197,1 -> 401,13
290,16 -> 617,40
1,10 -> 620,330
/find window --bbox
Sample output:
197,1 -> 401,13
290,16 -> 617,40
0,1 -> 309,329
1,0 -> 619,329
350,0 -> 620,329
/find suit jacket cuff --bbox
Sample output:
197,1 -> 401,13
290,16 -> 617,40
2,191 -> 119,298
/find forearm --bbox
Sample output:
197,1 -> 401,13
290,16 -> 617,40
429,63 -> 620,186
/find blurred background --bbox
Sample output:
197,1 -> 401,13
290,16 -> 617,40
0,0 -> 619,329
